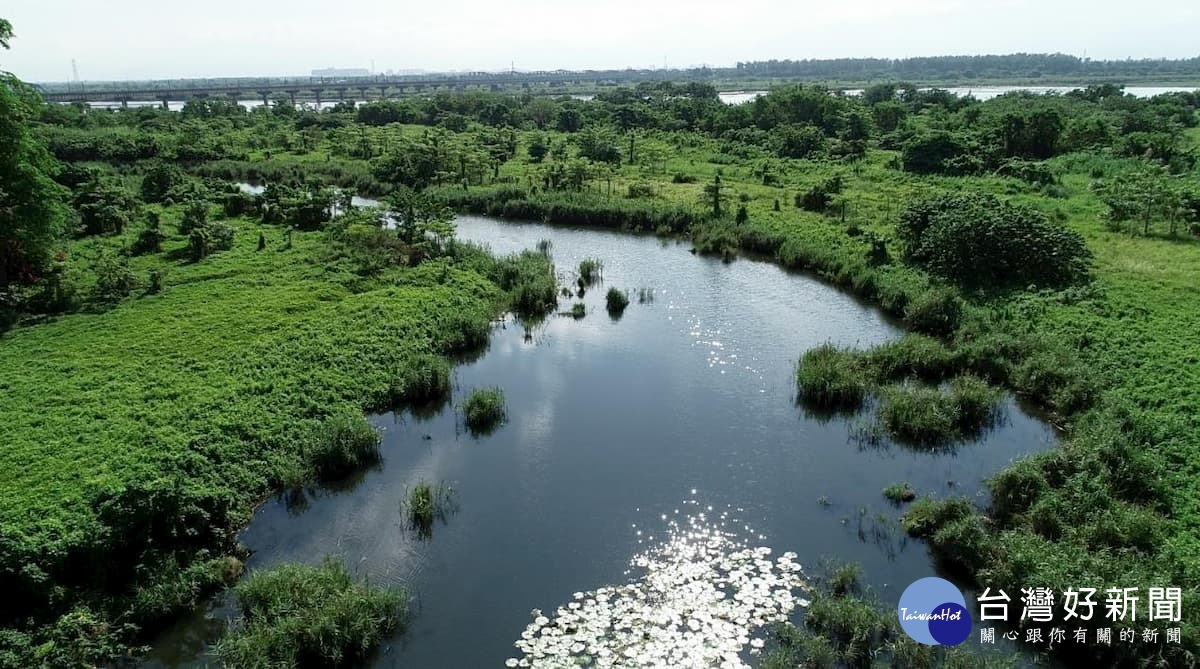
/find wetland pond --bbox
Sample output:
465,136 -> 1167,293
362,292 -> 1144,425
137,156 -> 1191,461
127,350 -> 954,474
145,215 -> 1057,668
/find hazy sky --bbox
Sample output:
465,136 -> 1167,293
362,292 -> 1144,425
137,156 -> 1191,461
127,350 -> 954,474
2,0 -> 1198,82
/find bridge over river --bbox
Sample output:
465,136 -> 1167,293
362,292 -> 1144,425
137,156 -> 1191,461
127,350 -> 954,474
38,69 -> 713,107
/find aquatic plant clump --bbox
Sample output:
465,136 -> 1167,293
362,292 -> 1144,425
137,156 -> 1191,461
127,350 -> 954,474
402,480 -> 458,532
578,258 -> 604,285
795,344 -> 868,411
462,386 -> 507,433
508,511 -> 808,667
605,287 -> 630,315
216,557 -> 407,668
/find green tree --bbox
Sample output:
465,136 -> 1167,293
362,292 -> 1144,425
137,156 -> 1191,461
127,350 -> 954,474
0,30 -> 68,291
1095,168 -> 1182,236
385,187 -> 455,258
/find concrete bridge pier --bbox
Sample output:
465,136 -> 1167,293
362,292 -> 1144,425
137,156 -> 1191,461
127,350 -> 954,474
285,90 -> 299,105
358,86 -> 370,102
159,96 -> 170,110
311,88 -> 323,107
258,90 -> 272,107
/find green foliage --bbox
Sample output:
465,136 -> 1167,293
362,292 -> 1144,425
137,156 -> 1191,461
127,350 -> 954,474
93,251 -> 137,302
187,219 -> 236,262
578,257 -> 603,285
796,174 -> 844,212
605,287 -> 629,315
436,186 -> 697,233
72,179 -> 138,236
902,286 -> 962,337
131,212 -> 166,255
569,302 -> 586,319
0,73 -> 69,291
462,386 -> 506,434
901,496 -> 976,538
883,482 -> 917,504
389,354 -> 451,407
402,481 -> 456,535
898,192 -> 1091,289
691,221 -> 740,260
901,130 -> 980,175
771,123 -> 828,159
178,199 -> 210,235
875,376 -> 1001,446
146,268 -> 167,295
139,162 -> 189,203
216,558 -> 406,669
307,413 -> 381,481
796,344 -> 868,411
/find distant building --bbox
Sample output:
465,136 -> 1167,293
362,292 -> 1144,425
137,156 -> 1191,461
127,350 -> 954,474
311,68 -> 371,78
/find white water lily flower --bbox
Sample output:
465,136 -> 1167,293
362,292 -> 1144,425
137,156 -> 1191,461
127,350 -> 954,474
511,506 -> 809,667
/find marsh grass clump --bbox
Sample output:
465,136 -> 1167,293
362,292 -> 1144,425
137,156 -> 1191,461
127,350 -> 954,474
569,302 -> 586,319
691,221 -> 739,260
605,287 -> 629,316
902,286 -> 962,337
462,386 -> 506,434
882,482 -> 917,505
402,481 -> 458,537
389,354 -> 451,407
875,376 -> 1001,447
901,496 -> 976,539
215,558 -> 406,669
863,334 -> 960,382
795,344 -> 868,411
578,258 -> 603,285
308,413 -> 382,481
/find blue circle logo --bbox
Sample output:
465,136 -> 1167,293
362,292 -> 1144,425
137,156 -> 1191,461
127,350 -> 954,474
897,577 -> 971,646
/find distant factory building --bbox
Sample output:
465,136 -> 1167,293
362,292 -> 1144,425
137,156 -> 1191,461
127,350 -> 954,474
312,68 -> 371,78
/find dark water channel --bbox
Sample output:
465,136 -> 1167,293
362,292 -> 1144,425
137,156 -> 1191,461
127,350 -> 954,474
144,215 -> 1057,668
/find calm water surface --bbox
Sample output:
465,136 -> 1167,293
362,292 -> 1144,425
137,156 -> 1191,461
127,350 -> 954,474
144,216 -> 1057,667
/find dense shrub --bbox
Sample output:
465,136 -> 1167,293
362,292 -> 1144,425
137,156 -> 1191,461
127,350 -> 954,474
131,213 -> 166,256
434,187 -> 697,233
93,252 -> 137,302
795,175 -> 844,212
902,286 -> 962,337
898,193 -> 1091,289
140,162 -> 189,203
901,131 -> 980,175
187,220 -> 236,262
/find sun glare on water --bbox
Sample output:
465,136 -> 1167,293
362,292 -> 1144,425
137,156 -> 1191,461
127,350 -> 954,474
508,499 -> 810,667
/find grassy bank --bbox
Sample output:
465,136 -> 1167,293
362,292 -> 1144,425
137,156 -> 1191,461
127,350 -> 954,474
0,202 -> 552,662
